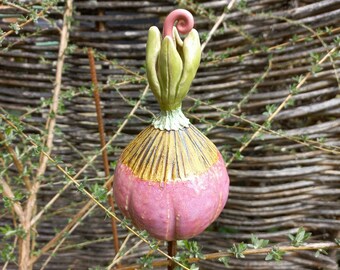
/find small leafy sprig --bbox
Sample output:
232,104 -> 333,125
174,240 -> 203,270
177,240 -> 204,259
228,242 -> 247,258
138,254 -> 154,269
248,234 -> 269,249
265,246 -> 285,261
288,227 -> 312,247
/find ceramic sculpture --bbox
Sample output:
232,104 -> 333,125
113,9 -> 230,241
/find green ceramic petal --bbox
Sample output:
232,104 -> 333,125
146,26 -> 162,103
177,29 -> 201,100
157,36 -> 183,110
173,27 -> 184,62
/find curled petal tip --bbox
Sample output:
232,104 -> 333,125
163,9 -> 194,39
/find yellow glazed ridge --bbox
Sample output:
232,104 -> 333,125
120,124 -> 219,182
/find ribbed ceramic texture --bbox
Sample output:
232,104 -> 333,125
120,124 -> 218,182
114,153 -> 229,240
0,0 -> 339,269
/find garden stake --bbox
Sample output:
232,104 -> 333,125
167,240 -> 177,270
113,9 -> 230,241
88,48 -> 121,259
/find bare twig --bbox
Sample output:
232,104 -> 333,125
107,233 -> 133,269
88,47 -> 120,256
201,0 -> 237,52
205,26 -> 340,67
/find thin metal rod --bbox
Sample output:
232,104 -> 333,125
88,48 -> 120,257
167,241 -> 177,270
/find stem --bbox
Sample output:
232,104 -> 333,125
163,9 -> 194,38
19,1 -> 73,269
88,48 -> 121,257
167,241 -> 177,270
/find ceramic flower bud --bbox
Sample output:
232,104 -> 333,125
146,26 -> 201,111
113,9 -> 230,241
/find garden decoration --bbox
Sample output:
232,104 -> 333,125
113,9 -> 230,241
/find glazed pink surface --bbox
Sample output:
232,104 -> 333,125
113,154 -> 229,240
162,9 -> 194,38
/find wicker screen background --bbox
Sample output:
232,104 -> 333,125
0,0 -> 339,269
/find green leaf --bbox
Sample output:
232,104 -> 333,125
288,227 -> 312,247
190,264 -> 199,270
228,242 -> 247,258
1,243 -> 16,262
149,239 -> 158,250
138,255 -> 154,269
234,151 -> 244,161
218,256 -> 230,267
89,184 -> 107,203
0,225 -> 25,238
178,240 -> 204,259
248,234 -> 269,249
265,252 -> 273,261
265,246 -> 285,261
315,248 -> 327,258
9,22 -> 21,34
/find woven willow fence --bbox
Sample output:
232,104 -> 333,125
0,0 -> 339,269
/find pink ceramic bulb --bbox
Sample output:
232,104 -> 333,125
114,126 -> 230,240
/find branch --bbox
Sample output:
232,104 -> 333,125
118,242 -> 340,270
0,132 -> 31,190
201,0 -> 237,52
0,178 -> 25,224
25,0 -> 73,220
36,0 -> 73,179
226,46 -> 337,166
29,176 -> 114,264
